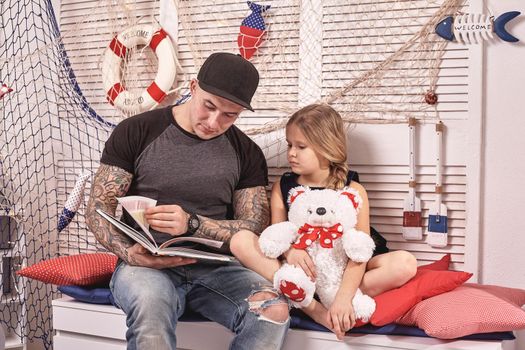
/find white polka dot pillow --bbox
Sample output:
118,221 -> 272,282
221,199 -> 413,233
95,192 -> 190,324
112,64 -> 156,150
396,283 -> 525,339
17,253 -> 118,286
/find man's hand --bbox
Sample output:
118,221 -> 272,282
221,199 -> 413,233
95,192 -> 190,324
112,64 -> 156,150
283,247 -> 316,280
145,205 -> 189,236
126,243 -> 197,269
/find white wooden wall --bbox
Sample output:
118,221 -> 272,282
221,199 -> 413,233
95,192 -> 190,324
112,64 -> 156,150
57,0 -> 483,276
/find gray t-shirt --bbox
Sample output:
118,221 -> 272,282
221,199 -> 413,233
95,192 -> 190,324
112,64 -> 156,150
101,105 -> 268,243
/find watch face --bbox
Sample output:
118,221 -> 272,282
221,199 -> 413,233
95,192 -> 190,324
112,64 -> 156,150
189,215 -> 200,231
190,218 -> 199,229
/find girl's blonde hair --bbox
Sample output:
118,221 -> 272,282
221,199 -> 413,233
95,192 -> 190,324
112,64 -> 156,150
287,104 -> 349,190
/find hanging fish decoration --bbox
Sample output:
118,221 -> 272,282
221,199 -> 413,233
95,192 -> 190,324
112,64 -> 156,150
1,83 -> 13,99
57,171 -> 91,232
238,1 -> 271,60
435,11 -> 520,44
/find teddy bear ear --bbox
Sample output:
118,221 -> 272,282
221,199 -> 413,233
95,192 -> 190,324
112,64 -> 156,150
340,187 -> 362,210
288,186 -> 308,205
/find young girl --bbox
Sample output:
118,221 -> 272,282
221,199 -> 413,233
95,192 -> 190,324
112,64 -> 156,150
230,104 -> 417,340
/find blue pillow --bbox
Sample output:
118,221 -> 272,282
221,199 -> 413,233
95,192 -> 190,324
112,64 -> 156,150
58,285 -> 115,305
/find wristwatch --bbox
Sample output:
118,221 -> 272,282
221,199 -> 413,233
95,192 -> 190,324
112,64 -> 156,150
187,212 -> 200,234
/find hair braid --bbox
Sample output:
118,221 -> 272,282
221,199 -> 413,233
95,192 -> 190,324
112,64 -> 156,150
327,161 -> 349,190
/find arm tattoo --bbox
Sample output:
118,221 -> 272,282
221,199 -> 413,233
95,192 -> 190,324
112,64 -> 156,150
85,164 -> 135,264
196,186 -> 270,246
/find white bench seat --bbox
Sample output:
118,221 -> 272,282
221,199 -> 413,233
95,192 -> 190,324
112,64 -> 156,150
52,297 -> 517,350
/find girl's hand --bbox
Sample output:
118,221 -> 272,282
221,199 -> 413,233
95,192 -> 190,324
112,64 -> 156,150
326,295 -> 356,340
283,247 -> 316,280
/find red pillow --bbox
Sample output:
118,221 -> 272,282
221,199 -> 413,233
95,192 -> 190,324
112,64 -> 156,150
418,254 -> 451,271
396,283 -> 525,339
17,253 -> 117,286
369,269 -> 472,326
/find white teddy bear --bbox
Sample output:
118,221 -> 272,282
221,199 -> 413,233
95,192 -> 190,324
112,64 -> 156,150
259,186 -> 376,321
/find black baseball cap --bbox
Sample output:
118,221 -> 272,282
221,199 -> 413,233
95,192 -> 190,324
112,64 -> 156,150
197,52 -> 259,111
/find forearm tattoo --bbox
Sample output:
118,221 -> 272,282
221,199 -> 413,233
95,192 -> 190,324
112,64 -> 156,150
196,186 -> 270,246
85,164 -> 134,264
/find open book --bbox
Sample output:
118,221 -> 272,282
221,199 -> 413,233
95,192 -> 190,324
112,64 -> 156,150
96,208 -> 237,263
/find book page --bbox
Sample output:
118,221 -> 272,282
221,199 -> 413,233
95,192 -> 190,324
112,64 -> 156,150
156,246 -> 236,263
159,236 -> 224,250
96,208 -> 159,252
117,196 -> 157,242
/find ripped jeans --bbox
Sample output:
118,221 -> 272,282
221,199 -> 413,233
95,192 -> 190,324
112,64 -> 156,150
110,261 -> 290,350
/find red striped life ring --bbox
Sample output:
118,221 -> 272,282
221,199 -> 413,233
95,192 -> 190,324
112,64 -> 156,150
102,24 -> 176,114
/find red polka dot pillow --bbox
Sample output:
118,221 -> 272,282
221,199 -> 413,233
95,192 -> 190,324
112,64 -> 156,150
17,253 -> 117,286
396,283 -> 525,339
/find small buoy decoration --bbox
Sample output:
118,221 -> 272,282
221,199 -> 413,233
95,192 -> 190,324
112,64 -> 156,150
102,24 -> 176,114
425,90 -> 438,105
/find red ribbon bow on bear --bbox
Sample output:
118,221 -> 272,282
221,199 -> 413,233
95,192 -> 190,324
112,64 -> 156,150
293,223 -> 343,249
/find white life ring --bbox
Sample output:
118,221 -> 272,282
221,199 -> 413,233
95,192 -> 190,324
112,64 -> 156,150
102,23 -> 176,114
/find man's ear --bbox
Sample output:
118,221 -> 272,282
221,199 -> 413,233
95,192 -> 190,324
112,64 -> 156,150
189,79 -> 198,94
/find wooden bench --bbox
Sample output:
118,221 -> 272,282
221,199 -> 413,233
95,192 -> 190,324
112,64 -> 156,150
52,297 -> 517,350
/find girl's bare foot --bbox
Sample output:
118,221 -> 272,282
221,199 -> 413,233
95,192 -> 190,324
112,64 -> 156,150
302,300 -> 332,331
302,300 -> 347,339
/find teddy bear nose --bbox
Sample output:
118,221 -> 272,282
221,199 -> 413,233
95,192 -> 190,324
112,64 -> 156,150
316,207 -> 326,215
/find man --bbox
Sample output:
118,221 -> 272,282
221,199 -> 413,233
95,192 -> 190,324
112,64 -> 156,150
86,52 -> 290,350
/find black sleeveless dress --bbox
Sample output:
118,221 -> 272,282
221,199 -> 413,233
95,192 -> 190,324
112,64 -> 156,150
279,171 -> 389,256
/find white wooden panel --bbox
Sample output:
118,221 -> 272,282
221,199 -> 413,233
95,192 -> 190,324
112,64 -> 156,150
54,335 -> 126,350
52,298 -> 512,350
58,0 -> 477,269
463,0 -> 484,280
